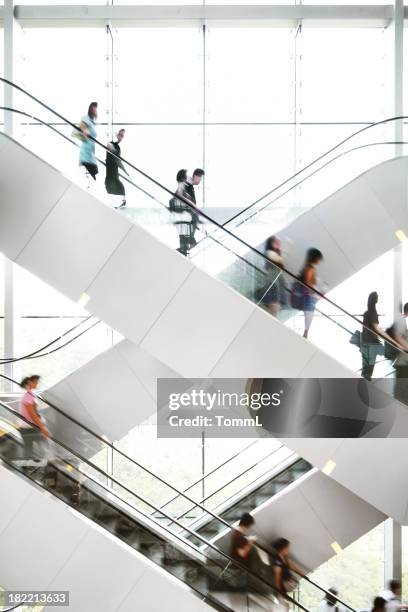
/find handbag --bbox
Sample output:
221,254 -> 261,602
71,125 -> 86,142
349,330 -> 361,347
290,281 -> 305,310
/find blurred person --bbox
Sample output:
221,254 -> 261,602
105,128 -> 129,209
185,168 -> 205,248
79,101 -> 98,180
19,375 -> 49,466
372,598 -> 387,612
230,512 -> 256,567
271,538 -> 304,605
298,248 -> 324,339
262,235 -> 287,317
171,169 -> 196,256
381,580 -> 402,612
390,304 -> 408,404
361,292 -> 395,381
319,588 -> 346,612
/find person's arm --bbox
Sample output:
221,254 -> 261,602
236,540 -> 252,559
303,267 -> 317,292
287,557 -> 305,578
266,250 -> 284,266
393,322 -> 408,351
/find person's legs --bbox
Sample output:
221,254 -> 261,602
361,345 -> 375,381
303,310 -> 314,339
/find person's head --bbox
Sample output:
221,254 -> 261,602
274,537 -> 290,557
265,236 -> 281,254
238,513 -> 255,530
192,168 -> 205,186
177,169 -> 187,184
88,102 -> 98,119
305,247 -> 323,267
325,588 -> 338,607
372,597 -> 386,612
367,291 -> 379,313
403,302 -> 408,317
116,128 -> 125,143
21,375 -> 40,391
389,580 -> 402,597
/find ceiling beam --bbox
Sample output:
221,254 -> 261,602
0,4 -> 395,29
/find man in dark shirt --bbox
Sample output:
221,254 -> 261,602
230,512 -> 255,567
184,168 -> 205,246
105,128 -> 128,209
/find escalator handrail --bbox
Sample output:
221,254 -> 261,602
222,115 -> 408,227
172,449 -> 299,525
216,139 -> 408,232
0,81 -> 404,357
0,398 -> 310,611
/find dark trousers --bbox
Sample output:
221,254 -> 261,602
395,365 -> 408,405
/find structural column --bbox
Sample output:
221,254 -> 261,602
393,0 -> 404,317
3,0 -> 16,386
384,519 -> 402,588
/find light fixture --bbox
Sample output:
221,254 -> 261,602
78,293 -> 91,308
322,460 -> 336,476
331,541 -> 342,555
395,229 -> 408,243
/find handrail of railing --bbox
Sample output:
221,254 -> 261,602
0,398 -> 309,611
172,449 -> 297,525
222,114 -> 408,227
0,80 -> 404,357
0,315 -> 100,365
154,438 -> 260,515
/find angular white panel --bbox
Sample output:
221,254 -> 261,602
299,471 -> 385,547
314,178 -> 397,273
0,139 -> 69,260
327,439 -> 408,524
211,308 -> 317,377
17,184 -> 131,302
48,528 -> 146,612
0,464 -> 32,536
141,268 -> 255,377
281,209 -> 355,291
252,478 -> 335,572
87,225 -> 193,344
44,379 -> 104,438
64,344 -> 156,441
365,157 -> 408,230
0,486 -> 88,591
116,339 -> 180,401
117,564 -> 210,612
298,351 -> 354,378
0,133 -> 10,154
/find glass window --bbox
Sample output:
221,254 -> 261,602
299,28 -> 391,123
300,522 -> 385,611
115,28 -> 202,123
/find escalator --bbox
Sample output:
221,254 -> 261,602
1,79 -> 406,386
2,78 -> 408,523
0,377 -> 385,568
0,397 -> 363,612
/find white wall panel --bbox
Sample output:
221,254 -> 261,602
0,141 -> 69,260
364,157 -> 408,230
86,224 -> 193,345
141,268 -> 255,377
211,308 -> 317,377
17,184 -> 131,302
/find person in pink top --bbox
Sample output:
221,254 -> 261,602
19,375 -> 50,464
